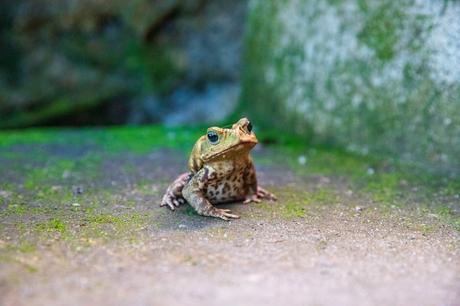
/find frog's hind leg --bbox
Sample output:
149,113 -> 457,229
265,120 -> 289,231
161,172 -> 192,210
242,162 -> 277,204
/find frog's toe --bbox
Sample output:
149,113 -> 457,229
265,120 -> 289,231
172,199 -> 180,207
207,207 -> 240,220
220,211 -> 240,220
160,194 -> 176,210
264,192 -> 277,201
257,187 -> 277,201
243,195 -> 261,204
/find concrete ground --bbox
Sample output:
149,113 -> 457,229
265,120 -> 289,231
0,128 -> 459,306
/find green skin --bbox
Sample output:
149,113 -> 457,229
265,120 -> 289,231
160,118 -> 277,220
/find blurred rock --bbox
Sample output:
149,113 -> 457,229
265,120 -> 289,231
0,0 -> 247,127
242,0 -> 460,176
164,83 -> 239,125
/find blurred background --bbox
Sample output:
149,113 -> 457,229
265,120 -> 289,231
0,0 -> 246,127
0,0 -> 459,175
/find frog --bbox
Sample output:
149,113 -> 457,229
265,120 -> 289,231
160,117 -> 277,220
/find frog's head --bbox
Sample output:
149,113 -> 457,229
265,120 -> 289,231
202,117 -> 258,161
188,118 -> 258,172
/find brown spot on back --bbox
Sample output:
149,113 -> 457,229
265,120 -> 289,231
223,182 -> 230,194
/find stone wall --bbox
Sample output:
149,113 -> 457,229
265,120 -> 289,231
241,0 -> 460,175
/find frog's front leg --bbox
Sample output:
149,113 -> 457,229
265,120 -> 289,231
243,163 -> 277,204
160,172 -> 192,210
182,166 -> 240,221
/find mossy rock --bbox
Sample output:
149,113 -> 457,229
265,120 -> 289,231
241,0 -> 460,176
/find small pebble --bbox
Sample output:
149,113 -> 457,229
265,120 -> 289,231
72,203 -> 80,207
178,224 -> 187,229
72,186 -> 84,195
298,155 -> 307,165
367,167 -> 375,175
0,190 -> 12,198
355,206 -> 363,212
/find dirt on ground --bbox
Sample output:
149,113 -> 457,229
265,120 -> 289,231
0,139 -> 459,306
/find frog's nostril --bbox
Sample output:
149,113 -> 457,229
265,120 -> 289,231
247,122 -> 253,133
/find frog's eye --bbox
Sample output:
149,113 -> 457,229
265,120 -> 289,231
207,131 -> 219,144
246,122 -> 253,133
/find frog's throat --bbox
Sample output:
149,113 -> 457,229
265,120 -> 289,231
201,142 -> 256,162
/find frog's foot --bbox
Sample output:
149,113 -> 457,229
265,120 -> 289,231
160,173 -> 191,210
258,187 -> 277,201
204,207 -> 240,221
160,193 -> 186,210
243,187 -> 277,204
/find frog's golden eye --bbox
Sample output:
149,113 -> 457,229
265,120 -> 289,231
207,131 -> 219,144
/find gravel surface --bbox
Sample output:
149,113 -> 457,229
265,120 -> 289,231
1,147 -> 459,306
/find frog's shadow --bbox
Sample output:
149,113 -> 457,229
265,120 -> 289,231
154,202 -> 247,231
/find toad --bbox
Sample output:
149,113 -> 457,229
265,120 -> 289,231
161,118 -> 276,220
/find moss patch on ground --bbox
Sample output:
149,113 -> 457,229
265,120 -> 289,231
255,187 -> 339,219
254,129 -> 459,228
0,124 -> 458,266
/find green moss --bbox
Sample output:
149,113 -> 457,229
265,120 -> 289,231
136,181 -> 161,196
283,201 -> 306,218
0,129 -> 59,148
0,125 -> 203,154
415,223 -> 437,235
435,206 -> 460,231
2,210 -> 151,252
255,139 -> 459,229
36,218 -> 67,234
86,214 -> 124,225
274,188 -> 338,219
310,188 -> 339,204
25,159 -> 77,190
358,1 -> 404,61
14,241 -> 37,253
2,203 -> 27,216
442,180 -> 460,198
99,125 -> 202,154
74,212 -> 150,243
365,172 -> 404,207
1,124 -> 459,246
242,0 -> 460,177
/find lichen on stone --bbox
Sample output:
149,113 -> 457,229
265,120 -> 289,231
242,0 -> 460,176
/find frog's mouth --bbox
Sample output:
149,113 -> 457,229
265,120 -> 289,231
202,141 -> 256,161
